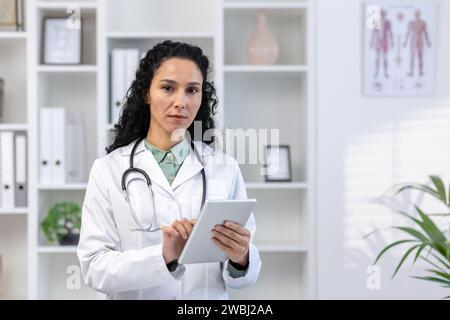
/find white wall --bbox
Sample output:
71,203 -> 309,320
316,0 -> 450,299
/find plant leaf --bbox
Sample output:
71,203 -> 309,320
429,175 -> 447,204
413,243 -> 428,264
374,239 -> 418,265
412,276 -> 450,286
393,183 -> 440,200
425,269 -> 450,281
392,244 -> 421,279
415,206 -> 447,244
393,226 -> 430,243
420,256 -> 448,274
429,252 -> 450,270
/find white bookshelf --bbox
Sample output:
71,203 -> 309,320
0,0 -> 30,300
0,0 -> 316,300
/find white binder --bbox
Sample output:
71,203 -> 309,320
14,132 -> 27,207
66,112 -> 85,183
39,108 -> 66,185
111,48 -> 140,125
0,131 -> 15,208
51,108 -> 66,184
39,108 -> 52,184
111,49 -> 125,124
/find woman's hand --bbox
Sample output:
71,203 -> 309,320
211,221 -> 251,267
161,218 -> 197,263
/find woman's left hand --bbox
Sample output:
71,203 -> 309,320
211,221 -> 251,267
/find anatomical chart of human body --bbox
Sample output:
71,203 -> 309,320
363,0 -> 438,96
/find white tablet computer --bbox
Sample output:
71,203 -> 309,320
178,199 -> 257,264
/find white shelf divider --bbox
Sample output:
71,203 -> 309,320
224,2 -> 308,10
36,2 -> 98,10
36,65 -> 98,73
0,208 -> 28,215
106,31 -> 215,39
257,242 -> 308,253
246,182 -> 308,189
224,65 -> 308,73
0,123 -> 29,131
37,183 -> 88,190
0,31 -> 28,40
37,246 -> 77,254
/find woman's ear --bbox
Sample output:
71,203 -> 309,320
143,92 -> 150,105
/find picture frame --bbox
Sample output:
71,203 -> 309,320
0,0 -> 23,31
264,145 -> 292,182
362,0 -> 438,96
43,17 -> 82,65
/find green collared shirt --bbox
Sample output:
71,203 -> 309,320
145,138 -> 248,278
144,138 -> 190,185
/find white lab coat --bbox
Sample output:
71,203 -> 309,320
77,139 -> 261,299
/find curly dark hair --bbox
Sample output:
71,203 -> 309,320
106,40 -> 218,154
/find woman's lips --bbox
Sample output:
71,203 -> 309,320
168,115 -> 188,119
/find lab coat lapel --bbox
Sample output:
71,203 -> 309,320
171,144 -> 204,191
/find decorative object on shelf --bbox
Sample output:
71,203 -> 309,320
246,10 -> 279,65
40,201 -> 81,246
0,78 -> 3,122
367,175 -> 450,299
263,145 -> 292,182
363,0 -> 438,96
0,0 -> 24,31
43,17 -> 82,64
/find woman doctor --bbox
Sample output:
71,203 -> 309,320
77,40 -> 261,299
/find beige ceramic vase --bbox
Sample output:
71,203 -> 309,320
246,10 -> 279,65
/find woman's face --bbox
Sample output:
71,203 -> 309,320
147,57 -> 203,138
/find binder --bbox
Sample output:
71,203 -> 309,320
14,131 -> 27,207
66,112 -> 85,183
51,108 -> 66,184
39,108 -> 66,185
0,131 -> 15,208
111,48 -> 140,124
111,49 -> 125,124
39,108 -> 52,184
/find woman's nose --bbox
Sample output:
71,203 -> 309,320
174,92 -> 188,109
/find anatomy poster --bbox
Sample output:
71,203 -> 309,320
363,0 -> 438,96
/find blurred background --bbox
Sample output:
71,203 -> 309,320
0,0 -> 449,300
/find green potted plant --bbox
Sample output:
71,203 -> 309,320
368,175 -> 450,299
41,201 -> 82,246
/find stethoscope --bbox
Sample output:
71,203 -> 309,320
121,137 -> 206,232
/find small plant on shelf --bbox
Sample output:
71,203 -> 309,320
41,201 -> 82,246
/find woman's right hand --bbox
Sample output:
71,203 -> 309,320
161,218 -> 197,263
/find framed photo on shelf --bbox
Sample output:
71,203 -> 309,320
264,145 -> 292,182
43,17 -> 82,65
0,0 -> 23,31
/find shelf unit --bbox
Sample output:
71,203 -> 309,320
0,0 -> 29,300
0,0 -> 316,300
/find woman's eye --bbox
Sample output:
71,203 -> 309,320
162,86 -> 173,92
188,87 -> 200,94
